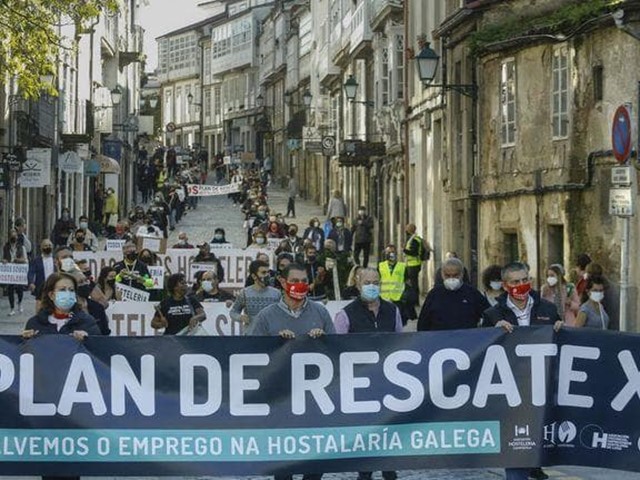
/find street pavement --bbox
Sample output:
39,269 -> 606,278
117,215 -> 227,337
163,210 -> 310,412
0,178 -> 638,480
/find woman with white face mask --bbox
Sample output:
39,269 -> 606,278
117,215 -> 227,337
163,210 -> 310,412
575,276 -> 609,329
541,264 -> 580,326
480,264 -> 504,307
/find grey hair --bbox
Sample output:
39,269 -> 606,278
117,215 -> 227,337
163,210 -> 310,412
501,262 -> 529,281
442,257 -> 464,272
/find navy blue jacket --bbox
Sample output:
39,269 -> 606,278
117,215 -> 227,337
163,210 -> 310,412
27,256 -> 49,297
481,291 -> 560,327
25,308 -> 101,336
418,283 -> 490,331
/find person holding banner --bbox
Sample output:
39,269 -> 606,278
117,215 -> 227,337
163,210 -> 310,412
23,272 -> 101,341
3,228 -> 28,315
249,263 -> 335,339
194,242 -> 225,281
334,267 -> 401,480
151,273 -> 206,335
482,262 -> 562,480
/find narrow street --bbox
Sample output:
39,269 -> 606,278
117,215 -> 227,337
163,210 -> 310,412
0,181 -> 637,480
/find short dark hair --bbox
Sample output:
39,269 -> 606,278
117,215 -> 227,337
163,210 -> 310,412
54,245 -> 72,258
166,273 -> 186,293
282,263 -> 306,280
249,260 -> 269,276
576,253 -> 592,270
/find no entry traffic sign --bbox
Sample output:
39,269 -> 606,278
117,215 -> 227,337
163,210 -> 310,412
612,105 -> 632,164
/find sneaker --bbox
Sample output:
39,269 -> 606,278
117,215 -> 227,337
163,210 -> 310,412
529,468 -> 549,480
8,310 -> 15,316
18,304 -> 23,313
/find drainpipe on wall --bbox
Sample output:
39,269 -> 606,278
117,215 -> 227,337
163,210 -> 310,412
403,0 -> 410,230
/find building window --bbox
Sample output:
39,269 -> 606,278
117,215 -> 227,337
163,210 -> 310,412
593,65 -> 603,102
394,33 -> 404,101
204,88 -> 212,119
380,46 -> 389,106
175,87 -> 182,124
552,47 -> 570,139
500,59 -> 516,146
503,231 -> 519,264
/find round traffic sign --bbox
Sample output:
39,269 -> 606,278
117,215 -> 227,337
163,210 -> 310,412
166,122 -> 176,133
612,105 -> 632,164
321,136 -> 335,150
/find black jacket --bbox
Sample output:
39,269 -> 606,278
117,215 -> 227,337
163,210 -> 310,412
481,291 -> 560,327
418,283 -> 490,331
25,308 -> 101,336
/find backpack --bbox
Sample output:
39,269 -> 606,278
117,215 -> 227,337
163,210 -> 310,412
417,236 -> 431,261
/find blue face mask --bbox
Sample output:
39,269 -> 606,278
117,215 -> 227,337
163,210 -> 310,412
54,291 -> 76,311
361,284 -> 381,301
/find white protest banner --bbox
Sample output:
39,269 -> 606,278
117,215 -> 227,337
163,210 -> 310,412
147,265 -> 165,290
115,283 -> 150,302
20,148 -> 51,187
77,248 -> 276,291
161,248 -> 272,288
73,251 -> 122,279
210,242 -> 234,249
186,182 -> 242,196
106,301 -> 241,337
191,262 -> 217,275
105,239 -> 126,251
106,300 -> 349,337
0,263 -> 28,285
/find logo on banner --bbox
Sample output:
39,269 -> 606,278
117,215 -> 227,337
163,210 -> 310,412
579,424 -> 632,451
508,424 -> 535,451
543,421 -> 577,448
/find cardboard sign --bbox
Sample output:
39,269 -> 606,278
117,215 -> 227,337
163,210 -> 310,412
0,263 -> 28,285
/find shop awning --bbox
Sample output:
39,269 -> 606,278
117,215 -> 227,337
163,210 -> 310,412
97,154 -> 121,174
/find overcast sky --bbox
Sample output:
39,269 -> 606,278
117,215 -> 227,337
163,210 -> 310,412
138,0 -> 220,73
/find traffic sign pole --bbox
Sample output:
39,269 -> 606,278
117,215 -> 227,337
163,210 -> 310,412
611,102 -> 635,331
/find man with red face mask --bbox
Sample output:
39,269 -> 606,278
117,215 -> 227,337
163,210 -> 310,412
248,263 -> 335,339
248,263 -> 333,480
482,261 -> 562,480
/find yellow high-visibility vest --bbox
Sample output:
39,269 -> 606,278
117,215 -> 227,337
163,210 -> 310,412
379,260 -> 406,302
405,235 -> 422,267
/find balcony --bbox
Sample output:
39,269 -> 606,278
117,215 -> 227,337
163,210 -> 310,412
318,44 -> 340,88
332,9 -> 352,66
119,25 -> 144,70
349,2 -> 373,58
370,0 -> 404,32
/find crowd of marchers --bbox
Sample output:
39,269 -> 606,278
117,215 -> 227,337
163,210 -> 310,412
3,147 -> 619,480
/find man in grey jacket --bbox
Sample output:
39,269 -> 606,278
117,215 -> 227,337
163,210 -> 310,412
248,263 -> 334,480
248,263 -> 335,338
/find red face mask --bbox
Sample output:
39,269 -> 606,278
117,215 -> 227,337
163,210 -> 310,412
285,281 -> 309,300
508,282 -> 531,301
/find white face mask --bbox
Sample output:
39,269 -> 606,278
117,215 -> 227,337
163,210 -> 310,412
589,291 -> 604,303
546,276 -> 558,287
490,281 -> 502,291
443,278 -> 462,291
201,280 -> 214,292
60,258 -> 76,272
